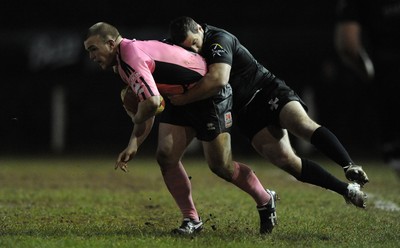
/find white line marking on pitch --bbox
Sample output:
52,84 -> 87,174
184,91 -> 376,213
367,193 -> 400,212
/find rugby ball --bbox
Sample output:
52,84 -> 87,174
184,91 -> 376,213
120,86 -> 138,115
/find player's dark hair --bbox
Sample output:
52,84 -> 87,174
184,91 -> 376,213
86,22 -> 120,42
169,16 -> 199,44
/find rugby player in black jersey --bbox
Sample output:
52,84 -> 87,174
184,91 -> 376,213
168,16 -> 369,214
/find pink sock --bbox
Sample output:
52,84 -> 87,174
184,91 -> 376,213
231,161 -> 270,206
161,161 -> 199,221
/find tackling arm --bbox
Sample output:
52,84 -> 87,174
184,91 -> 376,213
169,63 -> 231,105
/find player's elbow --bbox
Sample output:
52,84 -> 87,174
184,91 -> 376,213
134,96 -> 162,124
217,77 -> 229,87
208,74 -> 229,90
213,78 -> 229,95
147,96 -> 161,112
214,83 -> 226,94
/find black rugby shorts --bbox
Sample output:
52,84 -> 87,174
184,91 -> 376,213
159,84 -> 233,141
237,78 -> 308,141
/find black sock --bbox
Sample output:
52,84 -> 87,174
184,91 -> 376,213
310,126 -> 353,168
298,158 -> 348,196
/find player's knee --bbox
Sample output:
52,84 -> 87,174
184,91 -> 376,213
156,148 -> 167,163
208,162 -> 234,181
271,155 -> 301,177
156,148 -> 177,169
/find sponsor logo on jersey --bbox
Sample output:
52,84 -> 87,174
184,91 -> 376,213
224,111 -> 232,128
210,43 -> 227,57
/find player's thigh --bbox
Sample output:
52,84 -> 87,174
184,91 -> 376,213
252,126 -> 300,167
279,101 -> 320,140
157,123 -> 196,164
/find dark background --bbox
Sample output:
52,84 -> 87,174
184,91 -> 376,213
0,1 -> 380,159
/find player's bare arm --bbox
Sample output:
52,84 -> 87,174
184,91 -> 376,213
116,87 -> 162,172
134,95 -> 163,124
115,117 -> 155,172
169,63 -> 231,105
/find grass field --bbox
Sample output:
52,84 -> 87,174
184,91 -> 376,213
0,155 -> 399,247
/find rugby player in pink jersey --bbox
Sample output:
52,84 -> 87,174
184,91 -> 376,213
84,22 -> 277,235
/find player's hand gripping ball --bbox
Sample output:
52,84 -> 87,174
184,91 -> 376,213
120,86 -> 165,117
156,95 -> 165,115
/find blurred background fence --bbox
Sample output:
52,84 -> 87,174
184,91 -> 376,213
0,1 -> 380,158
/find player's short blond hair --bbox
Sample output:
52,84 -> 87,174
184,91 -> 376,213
86,22 -> 120,42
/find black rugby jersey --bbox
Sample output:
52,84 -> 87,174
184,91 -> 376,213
200,24 -> 276,111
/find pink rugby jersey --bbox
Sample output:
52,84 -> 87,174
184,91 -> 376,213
116,39 -> 207,102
